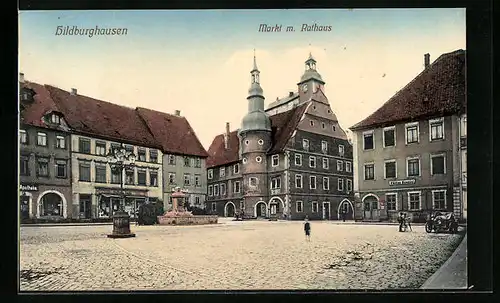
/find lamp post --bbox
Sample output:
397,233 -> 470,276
106,144 -> 136,238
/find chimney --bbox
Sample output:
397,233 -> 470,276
224,122 -> 230,149
19,73 -> 25,83
424,53 -> 430,68
71,88 -> 77,96
174,110 -> 181,116
289,91 -> 294,97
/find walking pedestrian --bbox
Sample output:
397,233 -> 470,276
398,212 -> 404,232
403,213 -> 412,231
304,217 -> 311,241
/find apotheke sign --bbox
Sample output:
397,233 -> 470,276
20,184 -> 38,191
388,179 -> 416,186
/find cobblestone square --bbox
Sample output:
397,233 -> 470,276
19,219 -> 464,291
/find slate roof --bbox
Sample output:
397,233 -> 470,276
44,85 -> 159,148
19,81 -> 62,129
350,49 -> 466,131
206,103 -> 309,168
136,107 -> 208,157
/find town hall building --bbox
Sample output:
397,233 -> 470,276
206,53 -> 354,220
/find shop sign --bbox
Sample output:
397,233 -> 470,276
388,179 -> 416,186
20,184 -> 38,191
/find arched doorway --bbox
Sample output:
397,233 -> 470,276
362,194 -> 380,221
37,190 -> 67,218
268,197 -> 284,218
255,201 -> 267,218
337,199 -> 354,220
224,202 -> 236,217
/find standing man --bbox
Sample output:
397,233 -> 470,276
342,208 -> 347,222
398,212 -> 404,232
304,216 -> 311,241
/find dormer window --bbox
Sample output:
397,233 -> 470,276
51,113 -> 61,124
20,88 -> 35,103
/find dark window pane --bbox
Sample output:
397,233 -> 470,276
384,129 -> 395,146
432,156 -> 445,174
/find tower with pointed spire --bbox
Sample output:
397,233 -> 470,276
238,51 -> 272,214
297,52 -> 326,102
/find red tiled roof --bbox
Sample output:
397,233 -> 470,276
136,107 -> 208,157
45,85 -> 159,148
206,103 -> 309,168
350,49 -> 466,131
20,81 -> 61,129
206,130 -> 240,167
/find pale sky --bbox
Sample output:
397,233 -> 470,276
19,9 -> 466,149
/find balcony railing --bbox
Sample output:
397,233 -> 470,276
270,188 -> 281,195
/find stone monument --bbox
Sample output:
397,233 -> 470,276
157,187 -> 218,225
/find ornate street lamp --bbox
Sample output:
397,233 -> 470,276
106,144 -> 136,238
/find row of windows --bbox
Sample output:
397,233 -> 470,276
371,190 -> 447,211
292,154 -> 352,172
363,154 -> 446,180
20,156 -> 67,178
208,181 -> 241,196
363,118 -> 445,150
166,154 -> 202,168
208,164 -> 240,179
168,195 -> 202,206
19,130 -> 66,149
78,160 -> 158,186
167,172 -> 202,187
294,175 -> 352,192
77,138 -> 159,163
301,139 -> 345,156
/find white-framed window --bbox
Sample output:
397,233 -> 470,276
249,177 -> 258,187
184,173 -> 191,186
37,132 -> 47,146
211,203 -> 216,212
430,153 -> 446,175
405,122 -> 419,144
51,113 -> 60,124
19,129 -> 28,144
195,175 -> 201,187
406,156 -> 421,177
220,183 -> 226,196
220,167 -> 225,177
234,181 -> 241,193
295,154 -> 302,166
296,201 -> 303,212
208,169 -> 213,179
256,156 -> 262,163
383,126 -> 396,147
312,201 -> 318,212
337,160 -> 343,172
323,177 -> 330,190
346,179 -> 352,192
364,163 -> 375,180
322,157 -> 329,169
337,178 -> 344,191
386,193 -> 397,211
432,190 -> 447,209
363,130 -> 374,150
302,139 -> 310,151
346,161 -> 352,172
168,154 -> 176,165
309,156 -> 316,168
242,158 -> 248,164
321,141 -> 328,153
271,176 -> 281,189
168,173 -> 176,184
258,139 -> 264,145
56,135 -> 66,149
384,159 -> 397,179
310,176 -> 316,189
461,114 -> 467,137
408,191 -> 421,210
295,174 -> 303,188
271,154 -> 279,167
214,184 -> 219,196
429,117 -> 444,141
234,163 -> 240,174
95,141 -> 106,155
338,144 -> 345,156
208,185 -> 213,196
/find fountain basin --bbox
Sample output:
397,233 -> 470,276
157,214 -> 218,225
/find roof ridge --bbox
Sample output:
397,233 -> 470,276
137,106 -> 186,119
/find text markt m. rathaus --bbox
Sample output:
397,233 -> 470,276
258,23 -> 332,32
55,26 -> 128,38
